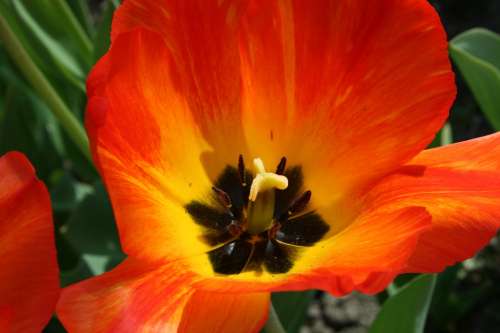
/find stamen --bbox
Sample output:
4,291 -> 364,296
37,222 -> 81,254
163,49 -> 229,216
186,155 -> 330,275
276,157 -> 287,175
287,190 -> 311,216
238,154 -> 246,186
212,186 -> 232,208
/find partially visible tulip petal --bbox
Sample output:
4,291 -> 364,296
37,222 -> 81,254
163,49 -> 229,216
238,0 -> 455,207
365,133 -> 500,272
57,259 -> 194,333
57,258 -> 269,333
0,152 -> 59,333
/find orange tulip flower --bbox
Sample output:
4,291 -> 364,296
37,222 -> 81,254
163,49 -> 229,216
0,152 -> 59,332
57,0 -> 500,332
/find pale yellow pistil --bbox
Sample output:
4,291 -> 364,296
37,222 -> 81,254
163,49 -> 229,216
247,158 -> 288,234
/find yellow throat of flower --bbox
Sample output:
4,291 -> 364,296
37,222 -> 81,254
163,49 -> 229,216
247,158 -> 288,234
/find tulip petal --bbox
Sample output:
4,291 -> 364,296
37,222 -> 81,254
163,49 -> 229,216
178,290 -> 269,333
57,258 -> 269,333
294,206 -> 431,295
364,133 -> 500,272
192,206 -> 430,296
238,0 -> 455,207
57,259 -> 193,333
87,28 -> 229,262
0,152 -> 59,333
110,0 -> 455,201
111,0 -> 249,177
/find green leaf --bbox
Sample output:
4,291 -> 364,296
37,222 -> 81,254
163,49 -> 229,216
60,257 -> 93,287
93,0 -> 118,62
271,291 -> 315,333
68,0 -> 96,38
0,75 -> 63,180
11,0 -> 86,91
450,28 -> 500,130
63,181 -> 123,256
369,274 -> 436,333
50,171 -> 92,212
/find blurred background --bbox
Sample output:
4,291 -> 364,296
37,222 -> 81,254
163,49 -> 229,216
0,1 -> 498,332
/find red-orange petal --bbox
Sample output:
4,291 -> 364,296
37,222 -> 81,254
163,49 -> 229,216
284,206 -> 431,296
189,206 -> 430,297
57,259 -> 194,333
110,0 -> 455,200
57,259 -> 269,333
0,152 -> 59,333
364,133 -> 500,272
238,0 -> 455,207
86,28 -> 223,262
111,0 -> 249,176
178,290 -> 269,333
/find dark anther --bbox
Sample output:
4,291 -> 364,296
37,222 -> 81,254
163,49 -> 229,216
277,212 -> 330,246
228,221 -> 244,237
274,166 -> 303,219
276,157 -> 287,175
287,191 -> 311,217
264,240 -> 296,274
238,154 -> 246,186
185,202 -> 232,230
212,186 -> 232,209
209,240 -> 252,275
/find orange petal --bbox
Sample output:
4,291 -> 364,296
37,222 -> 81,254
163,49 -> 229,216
0,152 -> 59,333
364,133 -> 500,272
109,0 -> 455,198
238,0 -> 455,207
86,28 -> 225,262
111,0 -> 248,176
57,258 -> 269,333
178,290 -> 269,333
57,259 -> 194,333
191,206 -> 430,296
290,206 -> 431,295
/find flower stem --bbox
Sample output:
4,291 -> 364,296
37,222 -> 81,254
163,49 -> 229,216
264,303 -> 286,333
0,10 -> 91,162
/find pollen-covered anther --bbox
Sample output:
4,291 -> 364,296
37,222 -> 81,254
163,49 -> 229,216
248,158 -> 288,202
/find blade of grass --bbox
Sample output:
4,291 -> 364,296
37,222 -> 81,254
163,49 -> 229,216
52,0 -> 93,62
72,0 -> 96,37
12,0 -> 86,91
0,11 -> 91,162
